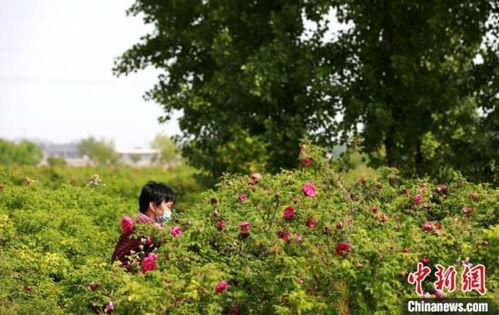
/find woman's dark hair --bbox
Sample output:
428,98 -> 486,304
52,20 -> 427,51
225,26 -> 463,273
139,181 -> 176,213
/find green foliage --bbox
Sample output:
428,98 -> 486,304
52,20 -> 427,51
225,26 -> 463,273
77,136 -> 120,166
0,139 -> 43,166
0,143 -> 496,313
47,156 -> 67,167
150,133 -> 180,165
114,0 -> 315,176
114,0 -> 498,184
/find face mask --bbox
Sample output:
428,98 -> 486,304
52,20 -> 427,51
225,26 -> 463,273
159,209 -> 172,223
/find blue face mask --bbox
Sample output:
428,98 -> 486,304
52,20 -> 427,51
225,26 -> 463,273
160,210 -> 172,223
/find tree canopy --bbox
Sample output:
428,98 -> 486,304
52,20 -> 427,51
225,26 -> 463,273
115,0 -> 498,184
77,137 -> 119,166
0,139 -> 43,166
150,133 -> 181,165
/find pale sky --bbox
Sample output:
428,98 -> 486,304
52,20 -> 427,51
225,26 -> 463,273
0,0 -> 180,150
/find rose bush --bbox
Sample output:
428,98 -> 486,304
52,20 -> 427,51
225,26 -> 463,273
0,142 -> 496,313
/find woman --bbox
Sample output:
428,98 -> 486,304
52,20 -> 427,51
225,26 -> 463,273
111,181 -> 176,270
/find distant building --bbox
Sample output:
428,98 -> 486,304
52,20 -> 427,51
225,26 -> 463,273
40,142 -> 92,166
40,142 -> 160,166
117,148 -> 160,166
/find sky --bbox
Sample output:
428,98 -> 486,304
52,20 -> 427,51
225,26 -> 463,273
0,0 -> 180,150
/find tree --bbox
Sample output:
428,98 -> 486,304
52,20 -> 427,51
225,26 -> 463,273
315,0 -> 498,181
150,133 -> 180,165
0,139 -> 43,165
114,0 -> 316,175
77,137 -> 119,166
115,0 -> 498,183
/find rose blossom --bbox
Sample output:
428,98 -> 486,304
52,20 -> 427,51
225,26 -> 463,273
106,301 -> 114,314
277,229 -> 292,243
469,192 -> 478,201
422,222 -> 435,232
413,194 -> 423,204
283,206 -> 296,220
239,221 -> 250,232
302,183 -> 316,197
120,216 -> 134,233
170,226 -> 183,238
250,173 -> 262,180
141,254 -> 158,273
301,157 -> 312,167
462,207 -> 473,214
306,219 -> 317,228
217,220 -> 226,230
146,236 -> 154,245
215,280 -> 228,293
336,221 -> 344,230
239,193 -> 248,203
335,242 -> 352,257
434,289 -> 444,298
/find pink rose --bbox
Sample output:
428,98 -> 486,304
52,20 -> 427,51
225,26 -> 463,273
146,235 -> 154,245
422,222 -> 435,232
105,301 -> 114,314
434,289 -> 444,298
302,183 -> 316,197
462,207 -> 474,214
215,280 -> 228,293
413,194 -> 423,204
301,157 -> 312,167
469,192 -> 478,201
121,216 -> 134,233
277,229 -> 292,243
141,254 -> 158,273
250,173 -> 262,180
170,226 -> 183,238
306,219 -> 317,228
217,220 -> 226,230
239,193 -> 248,203
239,221 -> 250,232
295,235 -> 303,243
283,206 -> 296,220
419,257 -> 429,265
335,242 -> 352,257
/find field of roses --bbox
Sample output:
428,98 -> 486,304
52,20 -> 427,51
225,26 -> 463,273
0,144 -> 497,314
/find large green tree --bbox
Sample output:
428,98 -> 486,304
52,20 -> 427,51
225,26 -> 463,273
115,0 -> 498,183
114,0 -> 316,175
316,0 -> 498,181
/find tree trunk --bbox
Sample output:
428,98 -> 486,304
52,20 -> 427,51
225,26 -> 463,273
381,0 -> 397,169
